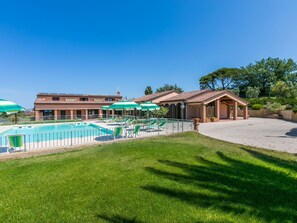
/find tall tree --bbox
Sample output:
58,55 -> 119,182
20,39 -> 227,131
199,68 -> 241,90
144,86 -> 153,95
156,84 -> 184,93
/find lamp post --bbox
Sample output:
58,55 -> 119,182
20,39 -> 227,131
181,103 -> 185,120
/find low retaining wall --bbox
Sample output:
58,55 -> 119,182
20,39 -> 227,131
245,109 -> 297,122
279,110 -> 297,122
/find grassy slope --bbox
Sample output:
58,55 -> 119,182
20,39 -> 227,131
0,132 -> 296,223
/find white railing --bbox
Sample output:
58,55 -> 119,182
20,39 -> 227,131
0,119 -> 193,154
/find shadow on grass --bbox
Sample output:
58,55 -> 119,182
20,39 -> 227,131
97,214 -> 143,223
142,148 -> 297,222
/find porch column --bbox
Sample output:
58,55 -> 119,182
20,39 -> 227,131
85,109 -> 88,120
243,106 -> 248,119
70,110 -> 74,120
35,111 -> 40,121
233,101 -> 238,120
99,109 -> 102,118
54,110 -> 58,120
201,105 -> 206,123
215,99 -> 220,121
111,110 -> 115,118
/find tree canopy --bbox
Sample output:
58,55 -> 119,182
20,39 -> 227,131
199,68 -> 241,90
199,58 -> 297,98
144,86 -> 153,95
156,84 -> 184,93
238,57 -> 297,96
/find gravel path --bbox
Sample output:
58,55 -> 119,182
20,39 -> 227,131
199,118 -> 297,153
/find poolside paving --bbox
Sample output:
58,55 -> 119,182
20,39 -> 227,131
199,118 -> 297,153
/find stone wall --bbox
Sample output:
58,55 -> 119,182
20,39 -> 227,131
243,109 -> 297,122
279,110 -> 297,122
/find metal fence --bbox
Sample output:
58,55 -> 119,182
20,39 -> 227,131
0,118 -> 194,154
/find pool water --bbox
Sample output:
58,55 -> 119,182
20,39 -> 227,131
0,123 -> 112,144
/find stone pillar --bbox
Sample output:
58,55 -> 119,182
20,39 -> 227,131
243,106 -> 248,119
200,105 -> 206,123
215,99 -> 220,121
70,110 -> 74,120
35,111 -> 40,121
54,110 -> 58,120
85,109 -> 88,120
233,101 -> 238,120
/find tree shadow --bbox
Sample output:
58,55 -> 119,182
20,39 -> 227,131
142,148 -> 297,222
97,214 -> 144,223
285,128 -> 297,137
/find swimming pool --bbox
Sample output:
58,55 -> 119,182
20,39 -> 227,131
0,123 -> 112,145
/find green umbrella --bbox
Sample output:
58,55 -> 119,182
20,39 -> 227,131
140,102 -> 160,111
101,106 -> 111,110
0,99 -> 25,124
109,100 -> 141,110
0,99 -> 25,114
140,102 -> 160,118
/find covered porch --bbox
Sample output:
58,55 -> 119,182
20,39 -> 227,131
160,90 -> 249,122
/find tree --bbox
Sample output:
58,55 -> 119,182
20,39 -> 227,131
151,106 -> 169,117
246,86 -> 260,98
271,81 -> 297,98
156,84 -> 184,93
199,68 -> 241,90
238,58 -> 297,97
144,86 -> 153,95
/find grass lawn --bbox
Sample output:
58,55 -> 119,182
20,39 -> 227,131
0,132 -> 297,223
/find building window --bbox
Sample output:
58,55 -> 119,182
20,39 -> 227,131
52,97 -> 60,101
105,98 -> 114,101
80,97 -> 88,101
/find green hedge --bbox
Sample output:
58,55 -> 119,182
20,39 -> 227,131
247,97 -> 297,108
251,104 -> 264,110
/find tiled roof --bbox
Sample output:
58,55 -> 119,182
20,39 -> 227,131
133,90 -> 176,102
187,90 -> 248,104
160,90 -> 211,102
37,93 -> 122,98
34,99 -> 113,105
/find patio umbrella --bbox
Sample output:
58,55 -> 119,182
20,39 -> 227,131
109,100 -> 141,117
101,106 -> 111,110
140,102 -> 160,111
101,105 -> 111,117
0,99 -> 25,124
0,99 -> 25,115
140,102 -> 160,118
109,100 -> 141,110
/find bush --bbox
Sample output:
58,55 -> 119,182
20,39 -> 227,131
251,104 -> 264,110
265,102 -> 286,112
247,97 -> 297,108
293,108 -> 297,113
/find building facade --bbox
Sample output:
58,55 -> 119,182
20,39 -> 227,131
135,90 -> 249,122
34,93 -> 122,121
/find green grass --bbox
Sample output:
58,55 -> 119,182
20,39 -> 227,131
0,132 -> 297,223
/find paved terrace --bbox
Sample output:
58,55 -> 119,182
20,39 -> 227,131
200,118 -> 297,153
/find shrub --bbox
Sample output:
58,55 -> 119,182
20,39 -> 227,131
265,102 -> 286,112
251,104 -> 264,110
293,108 -> 297,113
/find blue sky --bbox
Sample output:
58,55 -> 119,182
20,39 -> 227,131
1,0 -> 297,108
